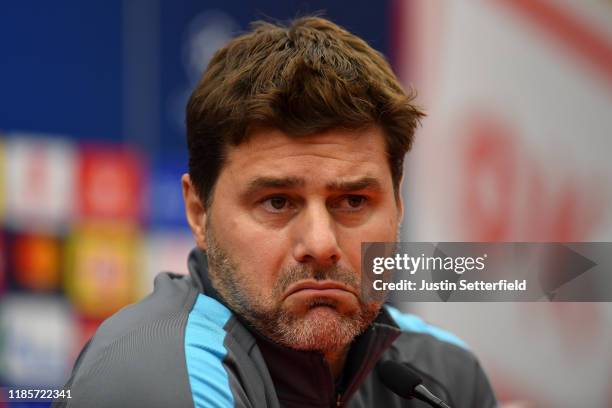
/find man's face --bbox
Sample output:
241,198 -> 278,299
186,126 -> 402,353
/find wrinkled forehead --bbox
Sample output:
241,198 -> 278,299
219,126 -> 394,191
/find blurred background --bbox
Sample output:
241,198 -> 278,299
0,0 -> 611,407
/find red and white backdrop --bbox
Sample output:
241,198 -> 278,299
395,0 -> 612,406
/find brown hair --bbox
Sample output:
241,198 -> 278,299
186,16 -> 424,207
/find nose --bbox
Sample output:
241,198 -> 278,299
292,201 -> 342,267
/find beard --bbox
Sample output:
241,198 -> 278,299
205,226 -> 382,353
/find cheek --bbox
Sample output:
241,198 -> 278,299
376,205 -> 401,241
219,213 -> 289,294
340,211 -> 399,271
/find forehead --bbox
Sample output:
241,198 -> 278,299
219,126 -> 392,188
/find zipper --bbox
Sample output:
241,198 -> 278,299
336,393 -> 343,407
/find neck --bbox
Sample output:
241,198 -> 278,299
324,344 -> 350,380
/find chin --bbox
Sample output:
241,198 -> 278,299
279,306 -> 365,352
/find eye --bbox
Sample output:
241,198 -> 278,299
261,196 -> 293,212
334,195 -> 368,211
347,195 -> 366,208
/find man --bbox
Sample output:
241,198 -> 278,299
55,17 -> 497,407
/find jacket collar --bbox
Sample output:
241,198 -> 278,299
188,248 -> 401,406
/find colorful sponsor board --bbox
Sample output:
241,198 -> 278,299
11,234 -> 61,292
0,233 -> 5,295
142,231 -> 193,296
64,223 -> 142,319
0,295 -> 75,387
76,146 -> 145,223
4,136 -> 76,231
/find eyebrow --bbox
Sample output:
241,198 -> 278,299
241,175 -> 382,198
325,177 -> 383,192
242,176 -> 305,197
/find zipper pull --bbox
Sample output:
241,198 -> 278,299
336,393 -> 342,407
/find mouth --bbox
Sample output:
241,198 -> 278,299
282,280 -> 358,302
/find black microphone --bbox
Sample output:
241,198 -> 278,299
378,360 -> 452,408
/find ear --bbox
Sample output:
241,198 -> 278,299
182,174 -> 208,250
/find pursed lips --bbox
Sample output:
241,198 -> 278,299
282,280 -> 358,301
